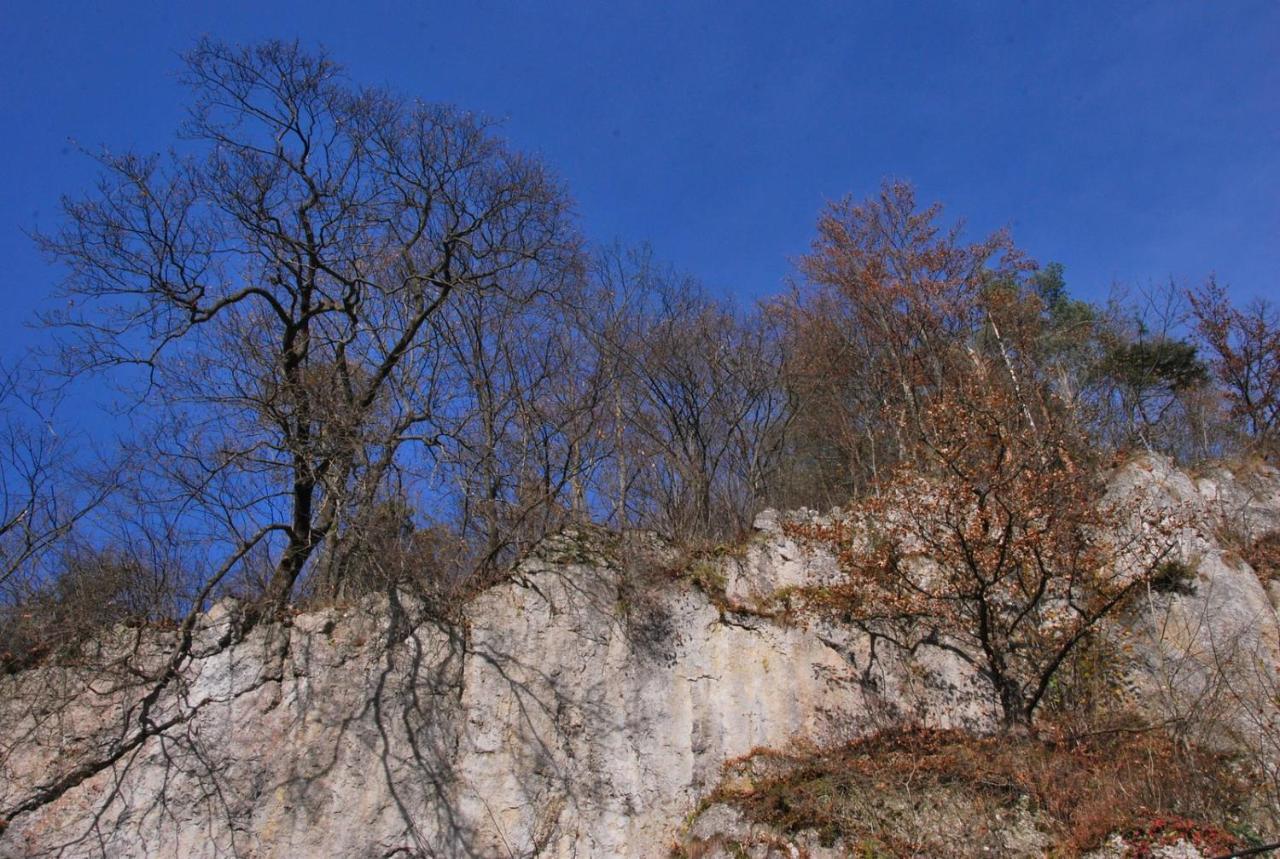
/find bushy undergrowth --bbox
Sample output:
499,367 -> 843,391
1243,531 -> 1280,584
683,721 -> 1261,857
0,549 -> 178,674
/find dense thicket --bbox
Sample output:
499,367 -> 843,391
1,41 -> 1276,668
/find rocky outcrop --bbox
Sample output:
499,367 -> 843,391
1111,456 -> 1280,770
2,456 -> 1277,858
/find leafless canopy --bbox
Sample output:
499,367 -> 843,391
37,39 -> 578,610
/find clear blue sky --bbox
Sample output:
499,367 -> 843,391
2,1 -> 1276,364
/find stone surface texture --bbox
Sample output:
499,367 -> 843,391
1,455 -> 1277,858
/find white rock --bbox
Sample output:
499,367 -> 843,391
2,457 -> 1277,857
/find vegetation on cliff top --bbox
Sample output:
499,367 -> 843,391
1,39 -> 1278,846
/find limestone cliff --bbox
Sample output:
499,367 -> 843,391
2,455 -> 1277,858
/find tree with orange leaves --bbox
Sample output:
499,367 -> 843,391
824,370 -> 1175,733
795,181 -> 1030,450
789,182 -> 1175,732
780,181 -> 1069,499
1188,278 -> 1280,457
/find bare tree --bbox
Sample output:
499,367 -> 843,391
431,268 -> 607,573
3,39 -> 578,832
585,245 -> 789,540
37,39 -> 578,612
0,365 -> 114,601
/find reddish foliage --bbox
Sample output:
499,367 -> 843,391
791,371 -> 1176,730
1122,815 -> 1242,859
711,724 -> 1251,856
1189,278 -> 1280,454
1244,530 -> 1280,584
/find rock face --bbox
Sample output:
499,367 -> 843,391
1110,456 -> 1280,769
2,456 -> 1278,858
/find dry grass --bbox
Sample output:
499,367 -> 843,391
1244,531 -> 1280,584
690,721 -> 1259,857
1215,513 -> 1280,585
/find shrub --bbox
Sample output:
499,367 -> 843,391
697,722 -> 1255,856
789,379 -> 1176,733
1244,531 -> 1280,584
1149,559 -> 1199,595
0,545 -> 176,673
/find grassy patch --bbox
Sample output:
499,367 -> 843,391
686,722 -> 1257,857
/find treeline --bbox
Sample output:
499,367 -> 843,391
1,41 -> 1277,668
